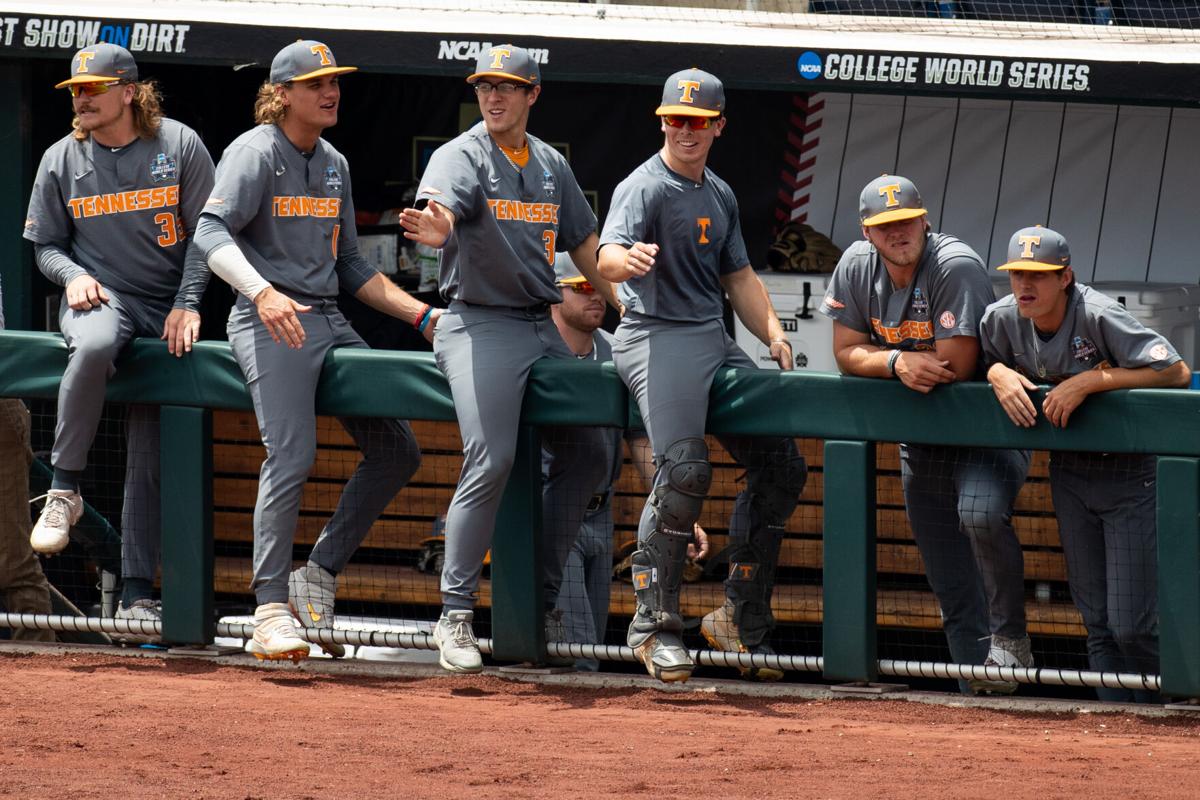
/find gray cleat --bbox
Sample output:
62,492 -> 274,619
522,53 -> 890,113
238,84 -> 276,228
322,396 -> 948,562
433,609 -> 484,674
542,608 -> 574,668
288,564 -> 345,658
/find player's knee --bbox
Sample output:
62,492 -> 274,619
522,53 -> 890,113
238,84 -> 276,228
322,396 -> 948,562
748,445 -> 807,524
69,336 -> 121,367
653,437 -> 711,531
957,500 -> 1013,538
264,438 -> 317,484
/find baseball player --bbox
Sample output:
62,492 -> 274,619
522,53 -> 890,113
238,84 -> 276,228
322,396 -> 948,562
981,226 -> 1190,702
545,256 -> 624,671
820,174 -> 1032,694
22,44 -> 215,634
598,69 -> 807,683
0,276 -> 54,643
400,44 -> 617,674
193,40 -> 424,662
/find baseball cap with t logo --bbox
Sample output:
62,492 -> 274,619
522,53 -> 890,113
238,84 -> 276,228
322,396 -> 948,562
270,40 -> 357,84
859,174 -> 927,227
55,43 -> 138,89
995,226 -> 1071,272
655,68 -> 724,118
467,44 -> 541,86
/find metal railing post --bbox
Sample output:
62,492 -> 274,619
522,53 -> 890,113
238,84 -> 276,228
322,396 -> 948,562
159,406 -> 214,646
490,424 -> 543,663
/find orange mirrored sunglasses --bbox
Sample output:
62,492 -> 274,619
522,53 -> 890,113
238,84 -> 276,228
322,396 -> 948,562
557,281 -> 595,294
662,115 -> 715,130
68,81 -> 123,98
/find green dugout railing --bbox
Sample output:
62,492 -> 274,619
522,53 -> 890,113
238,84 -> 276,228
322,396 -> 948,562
1,330 -> 1198,696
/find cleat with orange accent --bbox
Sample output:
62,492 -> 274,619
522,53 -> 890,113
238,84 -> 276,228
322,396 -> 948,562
288,564 -> 345,658
248,602 -> 309,662
701,602 -> 784,682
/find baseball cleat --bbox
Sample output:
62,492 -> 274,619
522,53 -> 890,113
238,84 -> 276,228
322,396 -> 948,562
632,632 -> 694,683
288,564 -> 345,658
542,607 -> 574,668
433,609 -> 483,674
248,602 -> 309,663
113,599 -> 162,645
29,490 -> 84,554
701,603 -> 784,682
969,634 -> 1034,695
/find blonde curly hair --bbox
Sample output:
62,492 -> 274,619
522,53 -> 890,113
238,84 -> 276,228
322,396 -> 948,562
71,80 -> 163,141
253,80 -> 288,125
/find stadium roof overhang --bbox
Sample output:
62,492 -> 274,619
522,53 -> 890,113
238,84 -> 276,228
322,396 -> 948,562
2,0 -> 1199,105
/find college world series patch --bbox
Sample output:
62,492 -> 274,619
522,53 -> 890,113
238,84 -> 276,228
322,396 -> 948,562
149,153 -> 178,182
324,167 -> 343,193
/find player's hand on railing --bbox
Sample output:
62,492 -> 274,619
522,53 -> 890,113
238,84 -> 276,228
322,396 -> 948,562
987,363 -> 1039,427
253,286 -> 311,349
894,351 -> 956,394
421,308 -> 442,344
770,338 -> 793,371
65,275 -> 110,311
1043,373 -> 1093,429
161,309 -> 201,357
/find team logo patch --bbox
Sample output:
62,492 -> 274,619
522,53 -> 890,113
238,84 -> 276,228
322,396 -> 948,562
1149,343 -> 1170,361
824,295 -> 845,310
938,310 -> 956,329
542,169 -> 556,197
149,153 -> 177,183
728,562 -> 759,582
910,287 -> 928,316
1071,336 -> 1099,363
324,167 -> 343,193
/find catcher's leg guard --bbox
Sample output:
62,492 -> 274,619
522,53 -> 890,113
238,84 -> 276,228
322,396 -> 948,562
704,442 -> 806,681
628,527 -> 694,682
627,438 -> 711,683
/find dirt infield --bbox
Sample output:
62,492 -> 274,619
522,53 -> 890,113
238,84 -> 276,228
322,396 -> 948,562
1,650 -> 1198,800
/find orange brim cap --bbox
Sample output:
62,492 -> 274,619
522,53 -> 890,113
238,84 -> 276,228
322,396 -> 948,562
290,65 -> 357,82
467,70 -> 535,84
655,105 -> 721,117
862,207 -> 927,227
55,74 -> 121,89
995,260 -> 1067,272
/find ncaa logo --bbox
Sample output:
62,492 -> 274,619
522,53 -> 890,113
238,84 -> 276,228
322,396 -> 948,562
797,51 -> 822,80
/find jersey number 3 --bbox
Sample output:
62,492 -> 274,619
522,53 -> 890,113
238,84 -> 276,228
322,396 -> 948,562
154,212 -> 178,247
542,229 -> 555,265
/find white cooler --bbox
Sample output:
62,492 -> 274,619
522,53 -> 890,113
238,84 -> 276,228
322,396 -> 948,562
1089,282 -> 1200,368
733,272 -> 837,372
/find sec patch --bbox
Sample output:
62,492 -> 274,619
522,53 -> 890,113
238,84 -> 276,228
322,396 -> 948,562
938,311 -> 956,329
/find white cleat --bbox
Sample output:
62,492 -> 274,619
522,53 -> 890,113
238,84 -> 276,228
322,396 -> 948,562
29,490 -> 84,554
247,602 -> 309,663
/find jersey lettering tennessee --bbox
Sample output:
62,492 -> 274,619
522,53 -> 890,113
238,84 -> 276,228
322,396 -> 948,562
272,195 -> 342,218
66,185 -> 179,219
487,198 -> 560,224
871,317 -> 934,346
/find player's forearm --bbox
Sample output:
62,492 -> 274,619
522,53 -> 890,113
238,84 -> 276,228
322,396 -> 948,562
597,243 -> 631,283
725,269 -> 784,346
34,243 -> 88,288
835,343 -> 892,379
353,272 -> 430,325
570,234 -> 620,310
196,214 -> 271,301
1090,362 -> 1192,392
173,240 -> 211,312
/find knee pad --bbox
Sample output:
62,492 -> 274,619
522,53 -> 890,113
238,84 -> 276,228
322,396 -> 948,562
651,437 -> 711,533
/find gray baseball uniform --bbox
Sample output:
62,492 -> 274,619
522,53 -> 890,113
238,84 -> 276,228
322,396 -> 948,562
196,124 -> 420,605
22,117 -> 215,588
822,233 -> 1031,684
981,282 -> 1179,701
548,330 -> 625,670
417,121 -> 608,611
601,153 -> 807,659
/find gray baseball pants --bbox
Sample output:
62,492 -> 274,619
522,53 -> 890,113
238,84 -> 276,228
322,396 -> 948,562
434,301 -> 608,610
555,503 -> 615,671
900,444 -> 1030,689
228,297 -> 421,605
56,290 -> 168,586
1051,451 -> 1159,703
612,314 -> 801,555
